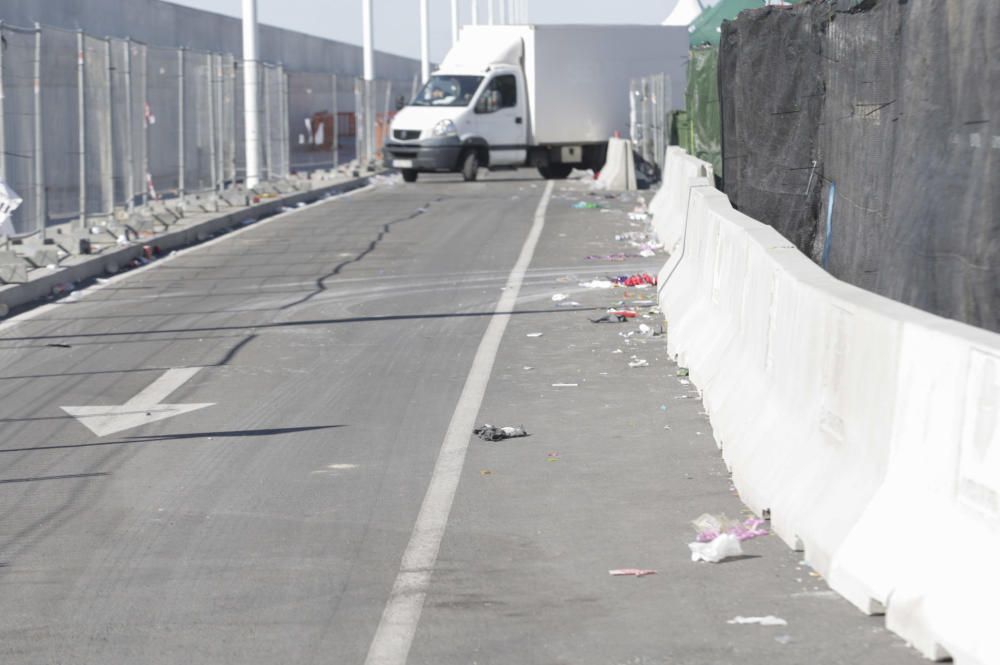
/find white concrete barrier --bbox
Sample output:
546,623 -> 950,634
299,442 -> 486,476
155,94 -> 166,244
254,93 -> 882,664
648,146 -> 714,253
656,147 -> 1000,664
596,138 -> 637,191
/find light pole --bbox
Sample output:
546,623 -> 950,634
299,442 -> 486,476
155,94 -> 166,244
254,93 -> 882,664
362,0 -> 374,168
420,0 -> 430,82
241,0 -> 260,188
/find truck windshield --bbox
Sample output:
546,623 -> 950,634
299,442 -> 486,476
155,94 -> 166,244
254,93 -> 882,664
411,75 -> 483,107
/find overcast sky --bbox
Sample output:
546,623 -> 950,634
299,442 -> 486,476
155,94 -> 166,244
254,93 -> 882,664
169,0 -> 683,61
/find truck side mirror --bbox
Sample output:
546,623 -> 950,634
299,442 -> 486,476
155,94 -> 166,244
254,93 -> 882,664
476,89 -> 500,114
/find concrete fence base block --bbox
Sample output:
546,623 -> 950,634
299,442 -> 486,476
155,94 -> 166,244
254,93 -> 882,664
596,138 -> 637,191
656,146 -> 1000,665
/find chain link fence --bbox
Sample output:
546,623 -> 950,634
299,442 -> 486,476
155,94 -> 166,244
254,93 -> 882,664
0,21 -> 401,261
629,73 -> 671,175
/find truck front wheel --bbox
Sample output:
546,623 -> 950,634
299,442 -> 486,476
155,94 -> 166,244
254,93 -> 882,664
401,169 -> 418,183
538,164 -> 573,180
461,151 -> 480,182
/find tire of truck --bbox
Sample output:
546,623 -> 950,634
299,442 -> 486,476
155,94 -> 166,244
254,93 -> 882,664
461,150 -> 480,182
537,164 -> 573,180
401,169 -> 418,183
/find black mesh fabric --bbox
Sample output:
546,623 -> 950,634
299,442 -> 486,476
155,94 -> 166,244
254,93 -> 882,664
719,0 -> 999,332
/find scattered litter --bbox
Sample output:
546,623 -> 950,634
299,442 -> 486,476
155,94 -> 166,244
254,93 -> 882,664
612,349 -> 623,354
590,310 -> 636,324
547,452 -> 560,462
727,616 -> 788,627
551,293 -> 569,302
551,383 -> 578,387
775,635 -> 793,645
689,533 -> 743,563
609,569 -> 657,577
692,513 -> 769,543
615,231 -> 649,242
526,332 -> 544,338
585,253 -> 641,261
677,368 -> 690,377
572,201 -> 604,210
480,469 -> 493,476
639,248 -> 656,258
523,366 -> 534,371
627,299 -> 656,307
612,273 -> 657,287
473,425 -> 528,442
579,279 -> 615,289
628,357 -> 649,368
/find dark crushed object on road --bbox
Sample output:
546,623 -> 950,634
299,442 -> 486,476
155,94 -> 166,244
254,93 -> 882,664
590,310 -> 637,324
473,424 -> 529,442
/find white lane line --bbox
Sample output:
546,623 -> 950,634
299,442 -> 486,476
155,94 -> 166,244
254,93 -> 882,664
0,184 -> 376,335
364,180 -> 555,665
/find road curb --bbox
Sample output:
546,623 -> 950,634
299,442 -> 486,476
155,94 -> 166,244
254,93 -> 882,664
0,175 -> 373,317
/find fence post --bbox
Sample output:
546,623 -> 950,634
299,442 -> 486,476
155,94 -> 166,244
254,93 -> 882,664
206,54 -> 218,210
139,44 -> 149,207
122,40 -> 135,214
0,23 -> 7,186
177,48 -> 185,204
213,54 -> 223,192
354,78 -> 363,171
280,67 -> 289,177
33,24 -> 46,240
226,55 -> 236,185
77,30 -> 87,232
381,80 -> 392,161
102,38 -> 114,218
262,66 -> 272,180
332,74 -> 338,172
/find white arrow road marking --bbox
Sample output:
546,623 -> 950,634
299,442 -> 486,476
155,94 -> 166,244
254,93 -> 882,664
61,367 -> 214,437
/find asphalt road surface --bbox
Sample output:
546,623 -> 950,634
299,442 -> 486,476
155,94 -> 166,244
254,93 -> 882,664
0,172 -> 925,664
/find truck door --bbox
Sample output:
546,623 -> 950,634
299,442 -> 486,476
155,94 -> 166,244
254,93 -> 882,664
475,72 -> 527,166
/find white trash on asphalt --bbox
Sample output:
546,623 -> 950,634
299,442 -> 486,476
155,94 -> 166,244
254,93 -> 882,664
689,533 -> 743,563
727,616 -> 788,626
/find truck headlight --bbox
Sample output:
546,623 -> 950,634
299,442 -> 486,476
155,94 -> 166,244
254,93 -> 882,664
431,119 -> 458,138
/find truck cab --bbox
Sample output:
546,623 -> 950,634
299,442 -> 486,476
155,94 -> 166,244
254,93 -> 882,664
384,66 -> 529,183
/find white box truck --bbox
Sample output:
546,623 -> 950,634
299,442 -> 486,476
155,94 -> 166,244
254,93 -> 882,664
383,24 -> 687,182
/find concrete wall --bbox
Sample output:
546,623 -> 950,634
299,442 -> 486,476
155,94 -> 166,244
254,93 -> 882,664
650,147 -> 1000,665
0,0 -> 420,81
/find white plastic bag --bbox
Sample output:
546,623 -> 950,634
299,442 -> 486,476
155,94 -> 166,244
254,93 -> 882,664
689,533 -> 743,563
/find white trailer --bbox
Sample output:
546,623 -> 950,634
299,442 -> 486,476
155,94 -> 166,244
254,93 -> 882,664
383,24 -> 688,182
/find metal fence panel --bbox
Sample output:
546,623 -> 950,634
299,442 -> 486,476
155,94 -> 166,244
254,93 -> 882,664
39,26 -> 79,225
182,50 -> 214,195
1,25 -> 42,235
0,20 -> 417,247
287,71 -> 336,172
146,45 -> 181,199
83,34 -> 113,218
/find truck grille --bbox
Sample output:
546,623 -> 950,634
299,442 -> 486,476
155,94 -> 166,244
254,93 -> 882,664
393,129 -> 420,141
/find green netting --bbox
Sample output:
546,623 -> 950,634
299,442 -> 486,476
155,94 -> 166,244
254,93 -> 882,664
685,45 -> 722,177
689,0 -> 807,47
668,110 -> 690,153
